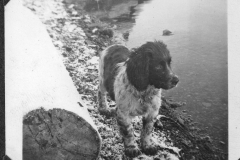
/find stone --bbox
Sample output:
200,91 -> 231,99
163,29 -> 173,36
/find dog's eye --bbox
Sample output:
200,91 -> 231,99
155,65 -> 163,70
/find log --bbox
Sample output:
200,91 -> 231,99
23,108 -> 101,160
5,0 -> 101,159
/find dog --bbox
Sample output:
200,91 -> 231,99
98,41 -> 179,158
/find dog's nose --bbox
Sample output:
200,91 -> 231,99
171,75 -> 179,85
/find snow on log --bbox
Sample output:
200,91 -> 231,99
5,0 -> 101,159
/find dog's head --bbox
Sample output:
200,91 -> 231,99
126,41 -> 179,91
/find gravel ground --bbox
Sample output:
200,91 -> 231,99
22,0 -> 227,159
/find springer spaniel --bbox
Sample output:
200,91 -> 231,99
98,41 -> 179,157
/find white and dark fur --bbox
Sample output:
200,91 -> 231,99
98,41 -> 179,157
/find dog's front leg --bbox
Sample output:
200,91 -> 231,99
116,108 -> 141,158
141,108 -> 159,155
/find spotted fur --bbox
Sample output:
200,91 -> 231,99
98,41 -> 179,157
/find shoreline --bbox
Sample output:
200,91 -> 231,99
22,0 -> 227,159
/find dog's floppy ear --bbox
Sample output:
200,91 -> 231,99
126,51 -> 152,91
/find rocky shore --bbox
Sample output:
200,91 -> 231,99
22,0 -> 227,159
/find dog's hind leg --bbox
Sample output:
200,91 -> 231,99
116,108 -> 141,158
97,80 -> 115,117
98,79 -> 107,109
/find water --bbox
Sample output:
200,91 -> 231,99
127,0 -> 227,151
81,0 -> 228,151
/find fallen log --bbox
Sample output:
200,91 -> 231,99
23,108 -> 101,160
5,0 -> 101,159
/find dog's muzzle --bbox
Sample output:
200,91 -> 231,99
170,75 -> 179,87
160,75 -> 179,90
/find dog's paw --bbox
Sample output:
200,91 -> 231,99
142,144 -> 158,155
124,145 -> 142,158
99,108 -> 116,118
141,137 -> 158,155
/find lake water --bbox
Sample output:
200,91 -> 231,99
81,0 -> 228,152
127,0 -> 227,151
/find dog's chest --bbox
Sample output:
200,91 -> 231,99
131,91 -> 162,116
114,68 -> 162,116
116,86 -> 162,117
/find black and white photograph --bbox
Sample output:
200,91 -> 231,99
3,0 -> 240,159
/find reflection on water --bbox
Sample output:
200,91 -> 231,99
80,0 -> 151,31
83,0 -> 228,151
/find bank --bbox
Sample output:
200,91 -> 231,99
22,0 -> 227,159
